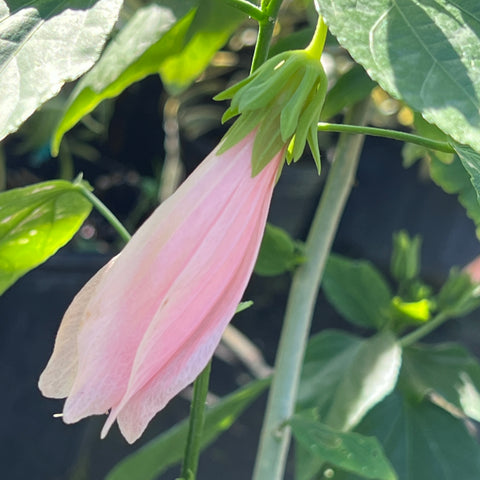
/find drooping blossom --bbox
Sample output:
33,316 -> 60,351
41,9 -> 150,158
39,130 -> 283,443
464,255 -> 480,283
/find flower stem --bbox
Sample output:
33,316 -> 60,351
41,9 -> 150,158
317,122 -> 455,154
179,361 -> 212,480
74,181 -> 132,243
305,16 -> 328,59
250,0 -> 284,72
399,312 -> 450,347
224,0 -> 267,22
252,99 -> 371,480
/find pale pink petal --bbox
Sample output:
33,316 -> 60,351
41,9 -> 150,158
38,259 -> 116,398
61,131 -> 271,424
101,154 -> 279,441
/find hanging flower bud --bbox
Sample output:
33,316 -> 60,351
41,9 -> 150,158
215,49 -> 328,175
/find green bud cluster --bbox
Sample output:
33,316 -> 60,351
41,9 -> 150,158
214,50 -> 328,176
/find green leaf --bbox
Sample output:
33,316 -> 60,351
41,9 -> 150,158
324,331 -> 402,431
158,0 -> 246,95
320,64 -> 376,121
297,331 -> 402,480
331,392 -> 480,480
453,141 -> 480,204
0,180 -> 92,295
105,378 -> 270,480
298,330 -> 402,430
402,342 -> 480,422
0,0 -> 123,142
290,415 -> 397,480
51,1 -> 198,155
317,0 -> 480,153
428,152 -> 480,238
254,223 -> 305,276
323,254 -> 393,328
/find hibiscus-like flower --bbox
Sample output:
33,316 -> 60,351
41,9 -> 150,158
39,130 -> 283,443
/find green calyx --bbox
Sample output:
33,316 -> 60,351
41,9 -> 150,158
214,50 -> 328,176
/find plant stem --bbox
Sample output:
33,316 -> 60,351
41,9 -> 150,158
399,312 -> 450,347
224,0 -> 267,22
252,100 -> 371,480
75,182 -> 132,243
250,0 -> 284,72
317,122 -> 455,154
305,16 -> 328,59
179,361 -> 212,480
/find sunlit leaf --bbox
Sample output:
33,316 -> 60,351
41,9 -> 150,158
317,0 -> 480,152
51,1 -> 198,154
0,180 -> 92,295
0,0 -> 123,142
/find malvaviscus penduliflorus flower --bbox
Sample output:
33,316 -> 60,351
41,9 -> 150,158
39,48 -> 327,443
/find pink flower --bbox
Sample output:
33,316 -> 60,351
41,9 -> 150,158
464,255 -> 480,283
39,130 -> 283,443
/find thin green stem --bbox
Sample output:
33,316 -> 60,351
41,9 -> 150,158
317,122 -> 455,154
75,182 -> 132,243
252,100 -> 371,480
399,312 -> 450,347
179,361 -> 212,480
250,0 -> 284,72
305,16 -> 328,59
224,0 -> 266,21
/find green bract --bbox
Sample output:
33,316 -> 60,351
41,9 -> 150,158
215,50 -> 327,176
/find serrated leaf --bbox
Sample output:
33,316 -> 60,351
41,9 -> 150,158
323,253 -> 393,328
453,141 -> 480,204
0,180 -> 92,294
428,152 -> 480,238
105,378 -> 270,480
317,0 -> 480,152
290,415 -> 397,480
0,0 -> 123,142
158,0 -> 246,95
331,392 -> 480,480
402,342 -> 480,422
51,1 -> 198,155
254,223 -> 305,276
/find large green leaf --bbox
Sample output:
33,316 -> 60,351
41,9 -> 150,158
298,330 -> 402,429
402,342 -> 480,422
331,392 -> 480,480
51,1 -> 198,155
290,415 -> 396,480
428,152 -> 480,238
105,378 -> 269,480
0,180 -> 92,294
0,0 -> 123,142
158,0 -> 246,95
453,141 -> 480,203
297,331 -> 402,480
316,0 -> 480,152
323,254 -> 393,328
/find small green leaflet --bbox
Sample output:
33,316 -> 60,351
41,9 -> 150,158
0,180 -> 92,295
